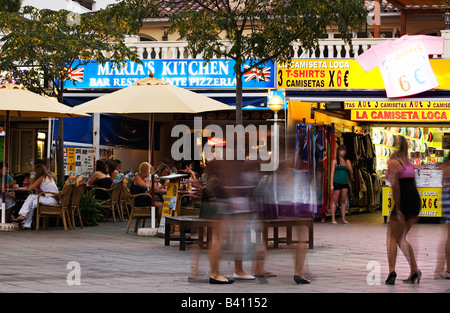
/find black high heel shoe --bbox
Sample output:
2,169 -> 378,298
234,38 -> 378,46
409,270 -> 422,284
294,275 -> 310,284
385,271 -> 397,285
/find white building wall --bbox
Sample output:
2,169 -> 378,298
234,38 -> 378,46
22,0 -> 90,12
21,0 -> 119,12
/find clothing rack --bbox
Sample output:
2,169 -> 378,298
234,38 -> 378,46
339,131 -> 380,213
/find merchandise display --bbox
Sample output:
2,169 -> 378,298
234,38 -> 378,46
371,127 -> 450,171
373,127 -> 450,220
336,131 -> 380,211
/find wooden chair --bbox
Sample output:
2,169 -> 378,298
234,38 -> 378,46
35,184 -> 74,231
70,184 -> 86,228
123,186 -> 154,233
119,186 -> 130,220
176,193 -> 202,216
92,182 -> 123,222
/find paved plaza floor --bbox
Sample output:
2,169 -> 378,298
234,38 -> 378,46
1,211 -> 449,296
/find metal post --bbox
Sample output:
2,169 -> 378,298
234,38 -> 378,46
93,113 -> 100,161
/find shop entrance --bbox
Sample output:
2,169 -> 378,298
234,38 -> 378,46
369,125 -> 448,222
10,128 -> 48,174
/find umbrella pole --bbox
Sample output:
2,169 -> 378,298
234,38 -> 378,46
149,113 -> 156,228
1,110 -> 9,224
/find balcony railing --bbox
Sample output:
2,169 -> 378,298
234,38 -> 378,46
124,36 -> 444,60
0,36 -> 443,60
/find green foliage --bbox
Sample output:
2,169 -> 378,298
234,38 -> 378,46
170,0 -> 367,123
0,1 -> 158,100
0,0 -> 21,13
78,190 -> 105,226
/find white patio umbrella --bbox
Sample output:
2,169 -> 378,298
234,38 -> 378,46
72,74 -> 234,223
0,82 -> 89,224
72,75 -> 233,114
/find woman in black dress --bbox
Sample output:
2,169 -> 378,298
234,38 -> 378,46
385,136 -> 421,285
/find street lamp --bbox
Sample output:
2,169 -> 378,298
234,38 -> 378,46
445,12 -> 450,30
267,94 -> 285,207
268,94 -> 284,114
267,94 -> 284,172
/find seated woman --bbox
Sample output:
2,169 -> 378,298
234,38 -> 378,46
130,162 -> 165,224
154,163 -> 171,188
106,159 -> 120,182
13,164 -> 59,229
88,159 -> 112,200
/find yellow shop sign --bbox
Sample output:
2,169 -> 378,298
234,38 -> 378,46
351,109 -> 450,122
344,101 -> 450,110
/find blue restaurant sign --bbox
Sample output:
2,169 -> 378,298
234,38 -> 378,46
64,59 -> 275,89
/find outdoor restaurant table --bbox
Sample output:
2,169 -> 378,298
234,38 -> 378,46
2,187 -> 30,223
164,216 -> 216,251
7,186 -> 30,200
7,187 -> 29,192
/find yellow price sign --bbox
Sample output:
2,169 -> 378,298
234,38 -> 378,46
277,59 -> 384,89
382,187 -> 442,217
277,59 -> 450,90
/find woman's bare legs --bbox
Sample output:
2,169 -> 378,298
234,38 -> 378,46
209,219 -> 229,282
294,225 -> 310,283
387,216 -> 419,277
331,190 -> 341,224
339,188 -> 349,223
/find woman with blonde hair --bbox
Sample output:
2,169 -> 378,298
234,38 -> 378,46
13,164 -> 59,229
130,162 -> 165,224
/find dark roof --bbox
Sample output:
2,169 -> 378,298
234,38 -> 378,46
155,1 -> 444,18
157,1 -> 225,17
365,0 -> 444,13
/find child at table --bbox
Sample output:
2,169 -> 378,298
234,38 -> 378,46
13,164 -> 59,229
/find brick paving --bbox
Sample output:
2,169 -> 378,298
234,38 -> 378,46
0,211 -> 449,294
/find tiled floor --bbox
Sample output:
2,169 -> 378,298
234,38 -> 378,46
1,210 -> 449,293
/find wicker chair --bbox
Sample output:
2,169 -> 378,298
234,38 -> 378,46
92,182 -> 123,222
35,184 -> 74,231
123,186 -> 154,233
70,184 -> 86,228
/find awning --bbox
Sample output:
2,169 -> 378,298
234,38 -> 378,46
64,90 -> 270,109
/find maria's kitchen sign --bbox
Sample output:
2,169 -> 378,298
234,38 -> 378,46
63,59 -> 275,89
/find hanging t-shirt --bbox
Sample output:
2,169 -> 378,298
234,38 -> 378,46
356,35 -> 444,98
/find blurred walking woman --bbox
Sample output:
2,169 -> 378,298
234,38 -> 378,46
330,145 -> 353,224
385,136 -> 421,285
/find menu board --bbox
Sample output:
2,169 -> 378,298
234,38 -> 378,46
64,147 -> 95,175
